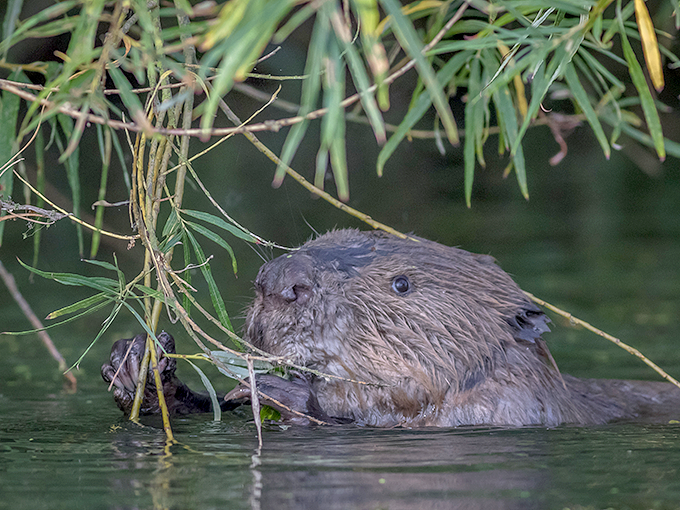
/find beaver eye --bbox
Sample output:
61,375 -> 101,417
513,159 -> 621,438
391,275 -> 411,295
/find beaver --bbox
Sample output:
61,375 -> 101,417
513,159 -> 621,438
102,229 -> 680,426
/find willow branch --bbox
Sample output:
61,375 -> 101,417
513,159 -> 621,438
525,291 -> 680,390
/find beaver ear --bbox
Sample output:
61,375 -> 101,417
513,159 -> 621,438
506,306 -> 551,345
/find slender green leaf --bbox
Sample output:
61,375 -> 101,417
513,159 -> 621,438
464,55 -> 483,207
17,259 -> 120,293
133,284 -> 167,303
491,77 -> 528,199
563,62 -> 610,158
31,128 -> 45,270
2,299 -> 110,335
601,114 -> 680,159
163,209 -> 180,238
46,293 -> 110,320
380,0 -> 458,144
1,0 -> 24,59
108,66 -> 145,126
200,1 -> 296,133
274,3 -> 315,43
185,230 -> 234,332
82,259 -> 121,273
211,350 -> 275,380
0,70 -> 23,246
329,2 -> 385,146
617,0 -> 665,160
0,0 -> 79,55
274,7 -> 329,185
182,232 -> 192,314
185,220 -> 238,275
318,38 -> 348,200
181,209 -> 256,243
377,51 -> 471,176
186,360 -> 221,421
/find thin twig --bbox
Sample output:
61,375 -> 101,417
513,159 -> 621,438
525,291 -> 680,390
12,170 -> 138,241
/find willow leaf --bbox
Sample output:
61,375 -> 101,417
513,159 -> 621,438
377,51 -> 471,176
464,55 -> 483,207
17,259 -> 120,293
185,229 -> 233,332
186,360 -> 221,421
46,293 -> 110,320
273,6 -> 329,186
563,62 -> 610,159
185,220 -> 238,275
181,209 -> 256,243
617,0 -> 665,160
380,0 -> 458,144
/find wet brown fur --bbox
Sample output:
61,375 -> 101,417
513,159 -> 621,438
244,229 -> 679,427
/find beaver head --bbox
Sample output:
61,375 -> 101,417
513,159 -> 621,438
244,229 -> 615,427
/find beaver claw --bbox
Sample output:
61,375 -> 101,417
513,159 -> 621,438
101,332 -> 179,415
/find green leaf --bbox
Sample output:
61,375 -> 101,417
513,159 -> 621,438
185,230 -> 234,332
273,7 -> 329,186
181,209 -> 256,243
317,37 -> 348,200
376,51 -> 471,176
1,0 -> 24,60
563,62 -> 610,159
490,77 -> 528,199
17,259 -> 120,293
328,2 -> 385,146
46,293 -> 110,320
464,55 -> 483,207
0,0 -> 79,55
211,350 -> 275,380
133,284 -> 167,303
107,66 -> 145,127
200,1 -> 296,134
185,220 -> 238,275
81,259 -> 121,272
616,0 -> 665,160
601,113 -> 680,159
380,0 -> 458,144
0,70 -> 23,246
186,360 -> 221,421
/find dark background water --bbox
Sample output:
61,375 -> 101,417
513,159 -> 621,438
2,2 -> 680,508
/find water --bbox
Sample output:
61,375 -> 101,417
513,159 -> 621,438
2,382 -> 679,510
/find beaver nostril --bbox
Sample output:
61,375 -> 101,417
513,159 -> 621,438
280,286 -> 297,302
280,284 -> 312,305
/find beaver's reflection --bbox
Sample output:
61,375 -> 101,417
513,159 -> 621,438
250,427 -> 545,510
105,423 -> 546,510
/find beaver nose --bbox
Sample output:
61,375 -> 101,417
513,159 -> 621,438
255,254 -> 314,305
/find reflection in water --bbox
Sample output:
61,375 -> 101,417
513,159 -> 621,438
250,427 -> 546,510
1,390 -> 680,510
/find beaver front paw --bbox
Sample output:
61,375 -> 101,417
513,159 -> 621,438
224,374 -> 339,425
101,332 -> 178,415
